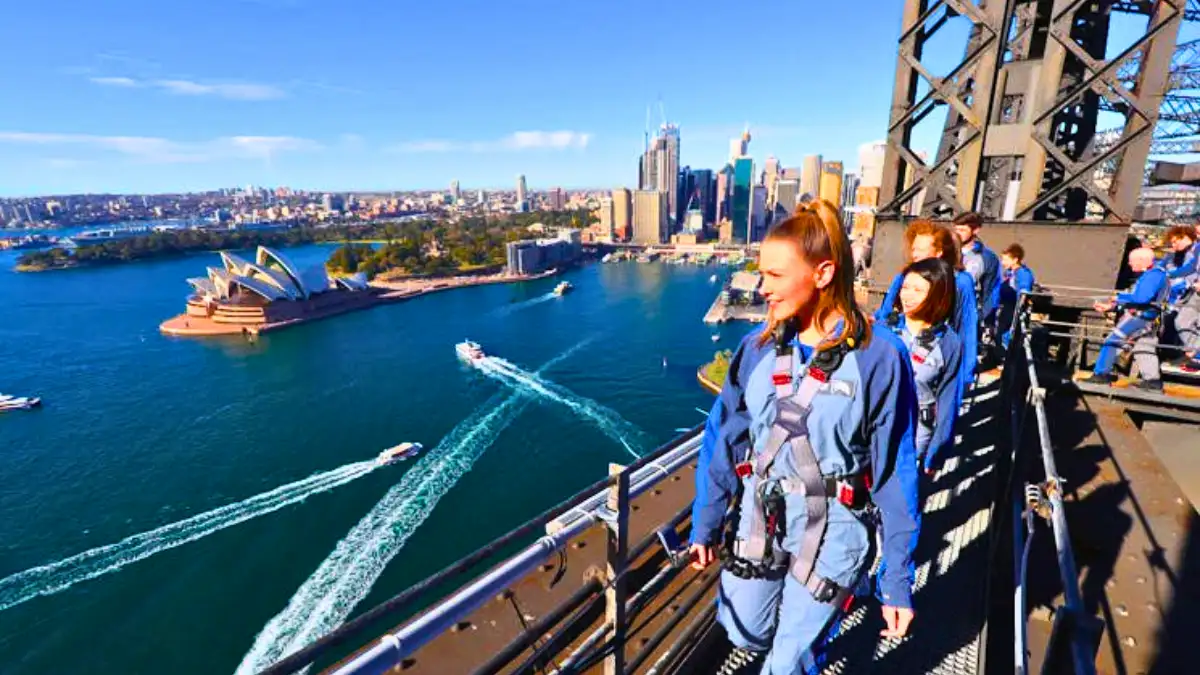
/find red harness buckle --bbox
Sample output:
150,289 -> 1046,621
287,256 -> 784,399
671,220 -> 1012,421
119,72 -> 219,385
772,372 -> 792,386
808,368 -> 829,383
837,481 -> 857,508
735,462 -> 753,478
912,352 -> 926,364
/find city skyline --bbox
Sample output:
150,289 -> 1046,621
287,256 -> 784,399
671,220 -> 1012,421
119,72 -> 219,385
0,1 -> 919,197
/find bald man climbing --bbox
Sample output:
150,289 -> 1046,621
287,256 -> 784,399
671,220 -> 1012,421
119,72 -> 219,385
1085,247 -> 1170,391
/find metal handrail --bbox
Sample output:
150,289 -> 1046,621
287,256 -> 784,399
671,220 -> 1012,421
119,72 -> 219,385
1014,294 -> 1096,675
323,432 -> 704,675
261,422 -> 705,675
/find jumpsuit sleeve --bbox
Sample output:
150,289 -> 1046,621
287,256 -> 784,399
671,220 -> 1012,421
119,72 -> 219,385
954,274 -> 978,400
1117,268 -> 1166,305
689,338 -> 755,546
980,249 -> 1001,318
867,339 -> 920,610
1167,250 -> 1197,279
985,277 -> 1002,322
874,273 -> 903,323
1015,267 -> 1035,294
925,332 -> 963,472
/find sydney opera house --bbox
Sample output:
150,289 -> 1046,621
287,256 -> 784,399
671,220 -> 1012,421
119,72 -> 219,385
160,246 -> 376,336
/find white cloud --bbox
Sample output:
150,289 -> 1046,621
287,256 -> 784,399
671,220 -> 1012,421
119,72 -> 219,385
87,76 -> 286,100
153,79 -> 286,100
90,76 -> 140,88
0,131 -> 321,164
392,130 -> 592,153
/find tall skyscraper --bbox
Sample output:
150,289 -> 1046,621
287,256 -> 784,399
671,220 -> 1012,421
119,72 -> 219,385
750,185 -> 768,243
763,156 -> 781,205
598,197 -> 615,239
689,169 -> 716,226
728,129 -> 751,163
731,157 -> 754,244
640,124 -> 680,224
516,174 -> 528,208
819,161 -> 844,207
782,167 -> 801,181
550,187 -> 565,210
450,180 -> 461,202
612,188 -> 632,242
858,142 -> 886,189
716,168 -> 731,223
632,190 -> 669,244
841,172 -> 861,229
800,155 -> 823,201
775,179 -> 800,215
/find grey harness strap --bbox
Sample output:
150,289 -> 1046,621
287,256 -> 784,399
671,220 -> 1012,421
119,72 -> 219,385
734,343 -> 830,592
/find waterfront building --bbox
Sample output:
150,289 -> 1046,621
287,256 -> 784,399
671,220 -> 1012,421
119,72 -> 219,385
640,124 -> 680,224
800,154 -> 823,202
716,169 -> 730,223
165,246 -> 372,336
612,188 -> 632,242
688,168 -> 715,226
505,229 -> 582,276
820,161 -> 844,207
731,157 -> 754,244
632,190 -> 669,245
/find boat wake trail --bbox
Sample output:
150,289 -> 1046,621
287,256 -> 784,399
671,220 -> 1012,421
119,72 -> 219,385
0,461 -> 378,613
235,340 -> 588,674
476,357 -> 644,460
489,292 -> 555,317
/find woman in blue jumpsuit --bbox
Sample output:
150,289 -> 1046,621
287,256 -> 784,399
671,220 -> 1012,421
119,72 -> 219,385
874,220 -> 977,402
884,258 -> 964,475
689,205 -> 920,675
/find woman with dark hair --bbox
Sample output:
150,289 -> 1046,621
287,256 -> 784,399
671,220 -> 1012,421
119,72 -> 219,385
886,258 -> 964,473
689,201 -> 919,674
874,219 -> 977,401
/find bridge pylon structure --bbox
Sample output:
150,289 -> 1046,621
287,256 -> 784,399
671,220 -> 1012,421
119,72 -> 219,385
871,0 -> 1187,291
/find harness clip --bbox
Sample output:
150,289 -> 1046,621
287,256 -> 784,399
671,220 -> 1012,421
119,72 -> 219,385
771,372 -> 792,386
808,368 -> 829,383
735,462 -> 753,478
911,352 -> 926,364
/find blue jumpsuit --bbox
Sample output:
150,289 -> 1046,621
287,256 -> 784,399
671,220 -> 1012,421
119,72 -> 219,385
962,239 -> 1001,319
1165,242 -> 1200,304
690,326 -> 920,675
1093,266 -> 1169,377
887,318 -> 963,472
989,265 -> 1036,349
876,270 -> 977,401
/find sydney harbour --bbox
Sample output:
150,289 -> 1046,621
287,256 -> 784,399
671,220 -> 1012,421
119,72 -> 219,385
0,246 -> 735,674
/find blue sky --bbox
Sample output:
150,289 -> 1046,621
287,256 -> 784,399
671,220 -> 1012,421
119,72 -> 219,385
2,0 -> 944,195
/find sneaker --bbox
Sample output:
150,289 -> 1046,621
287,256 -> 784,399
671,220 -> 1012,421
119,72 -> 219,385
1082,373 -> 1116,385
716,647 -> 762,675
1135,379 -> 1164,392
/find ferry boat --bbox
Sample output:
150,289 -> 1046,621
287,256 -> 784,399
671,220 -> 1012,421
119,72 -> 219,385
376,441 -> 423,465
553,281 -> 573,296
455,340 -> 486,363
0,394 -> 42,411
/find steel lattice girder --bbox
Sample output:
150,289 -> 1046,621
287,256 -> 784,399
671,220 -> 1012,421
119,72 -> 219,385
878,0 -> 1186,225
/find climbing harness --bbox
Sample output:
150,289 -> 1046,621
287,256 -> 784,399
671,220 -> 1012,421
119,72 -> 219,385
720,322 -> 871,606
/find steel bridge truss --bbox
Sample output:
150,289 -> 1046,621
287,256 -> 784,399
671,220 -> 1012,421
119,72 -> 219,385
879,0 -> 1187,224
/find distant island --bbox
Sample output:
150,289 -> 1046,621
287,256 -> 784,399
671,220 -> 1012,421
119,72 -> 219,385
14,210 -> 595,273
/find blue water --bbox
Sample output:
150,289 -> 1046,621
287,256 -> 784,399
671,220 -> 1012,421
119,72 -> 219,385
0,246 -> 746,674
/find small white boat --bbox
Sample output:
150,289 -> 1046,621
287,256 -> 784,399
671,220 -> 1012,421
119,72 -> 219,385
455,340 -> 486,363
711,334 -> 720,342
553,281 -> 573,296
377,442 -> 424,465
709,274 -> 718,283
0,394 -> 41,411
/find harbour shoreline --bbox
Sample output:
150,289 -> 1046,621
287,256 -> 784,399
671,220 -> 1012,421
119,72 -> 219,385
159,268 -> 560,337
